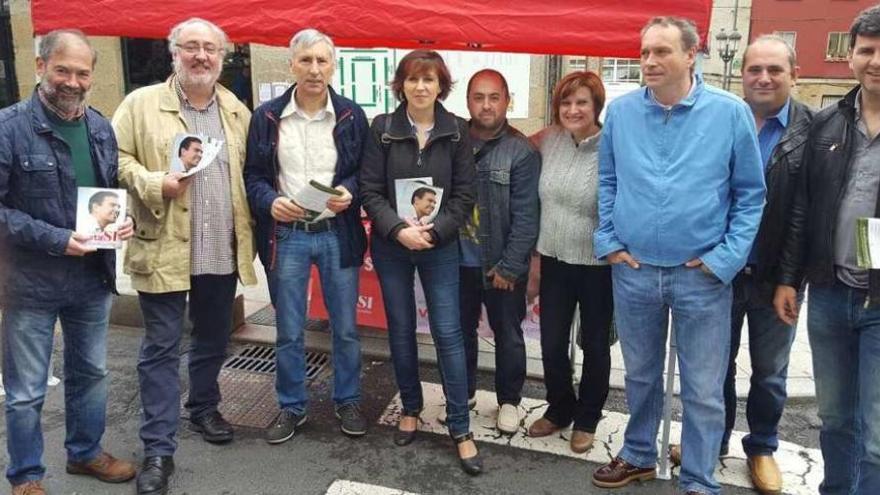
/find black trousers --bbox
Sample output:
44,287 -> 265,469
459,266 -> 527,405
539,256 -> 613,433
137,273 -> 238,456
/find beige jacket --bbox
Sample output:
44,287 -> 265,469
112,79 -> 257,293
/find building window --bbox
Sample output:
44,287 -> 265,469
826,32 -> 851,60
821,95 -> 844,109
602,58 -> 641,83
568,57 -> 587,70
774,31 -> 797,49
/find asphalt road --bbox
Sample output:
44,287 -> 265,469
0,325 -> 818,495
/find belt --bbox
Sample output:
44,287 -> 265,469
291,218 -> 333,233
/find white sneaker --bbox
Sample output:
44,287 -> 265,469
438,396 -> 477,424
496,404 -> 520,434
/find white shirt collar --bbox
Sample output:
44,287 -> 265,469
281,87 -> 335,120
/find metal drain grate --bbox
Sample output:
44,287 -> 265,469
182,345 -> 332,429
222,345 -> 330,380
223,345 -> 276,373
305,350 -> 330,380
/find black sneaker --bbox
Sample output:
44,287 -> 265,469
190,411 -> 234,444
265,410 -> 307,445
335,403 -> 367,437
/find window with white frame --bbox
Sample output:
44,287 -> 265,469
826,32 -> 851,60
602,58 -> 641,83
774,31 -> 797,50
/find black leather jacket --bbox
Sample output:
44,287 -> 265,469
777,86 -> 880,302
752,98 -> 814,289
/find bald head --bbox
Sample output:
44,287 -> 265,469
742,35 -> 796,72
741,35 -> 798,118
467,69 -> 509,100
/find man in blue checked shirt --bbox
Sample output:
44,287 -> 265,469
591,16 -> 765,495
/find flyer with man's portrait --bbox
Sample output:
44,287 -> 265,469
394,177 -> 444,226
169,133 -> 223,176
75,187 -> 127,249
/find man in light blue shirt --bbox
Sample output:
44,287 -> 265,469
591,16 -> 765,495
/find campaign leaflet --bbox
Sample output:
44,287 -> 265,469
169,133 -> 223,177
394,177 -> 444,226
75,187 -> 127,249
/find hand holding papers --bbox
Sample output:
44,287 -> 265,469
169,133 -> 224,177
290,180 -> 343,222
857,217 -> 880,269
76,187 -> 127,249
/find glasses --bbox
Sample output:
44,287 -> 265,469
175,43 -> 224,56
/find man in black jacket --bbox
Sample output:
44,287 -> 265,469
774,6 -> 880,494
723,35 -> 812,494
671,36 -> 813,494
244,28 -> 369,444
456,70 -> 539,434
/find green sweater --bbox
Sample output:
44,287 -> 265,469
45,108 -> 97,187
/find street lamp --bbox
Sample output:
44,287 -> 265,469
716,28 -> 742,91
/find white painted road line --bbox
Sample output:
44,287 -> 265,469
377,382 -> 822,495
325,480 -> 420,495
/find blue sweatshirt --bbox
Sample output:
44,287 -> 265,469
593,74 -> 765,284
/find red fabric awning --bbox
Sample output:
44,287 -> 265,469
31,0 -> 711,57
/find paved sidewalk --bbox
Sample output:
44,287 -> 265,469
117,258 -> 816,400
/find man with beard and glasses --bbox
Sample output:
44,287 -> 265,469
452,69 -> 538,434
112,18 -> 256,495
0,30 -> 136,495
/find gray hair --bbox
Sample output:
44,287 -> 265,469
742,34 -> 797,72
289,28 -> 336,61
38,29 -> 97,67
850,4 -> 880,49
167,18 -> 228,55
641,16 -> 701,51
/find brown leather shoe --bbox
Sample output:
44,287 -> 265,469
66,451 -> 136,483
11,480 -> 45,495
593,456 -> 656,488
570,430 -> 594,453
527,417 -> 563,437
748,454 -> 782,494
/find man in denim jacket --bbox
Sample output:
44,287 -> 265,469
457,70 -> 539,434
0,30 -> 135,495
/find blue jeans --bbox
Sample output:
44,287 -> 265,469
138,273 -> 238,456
612,263 -> 731,495
266,226 -> 361,414
723,272 -> 799,456
808,282 -> 880,495
2,270 -> 112,485
372,235 -> 470,438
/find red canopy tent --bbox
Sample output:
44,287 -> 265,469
31,0 -> 711,57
